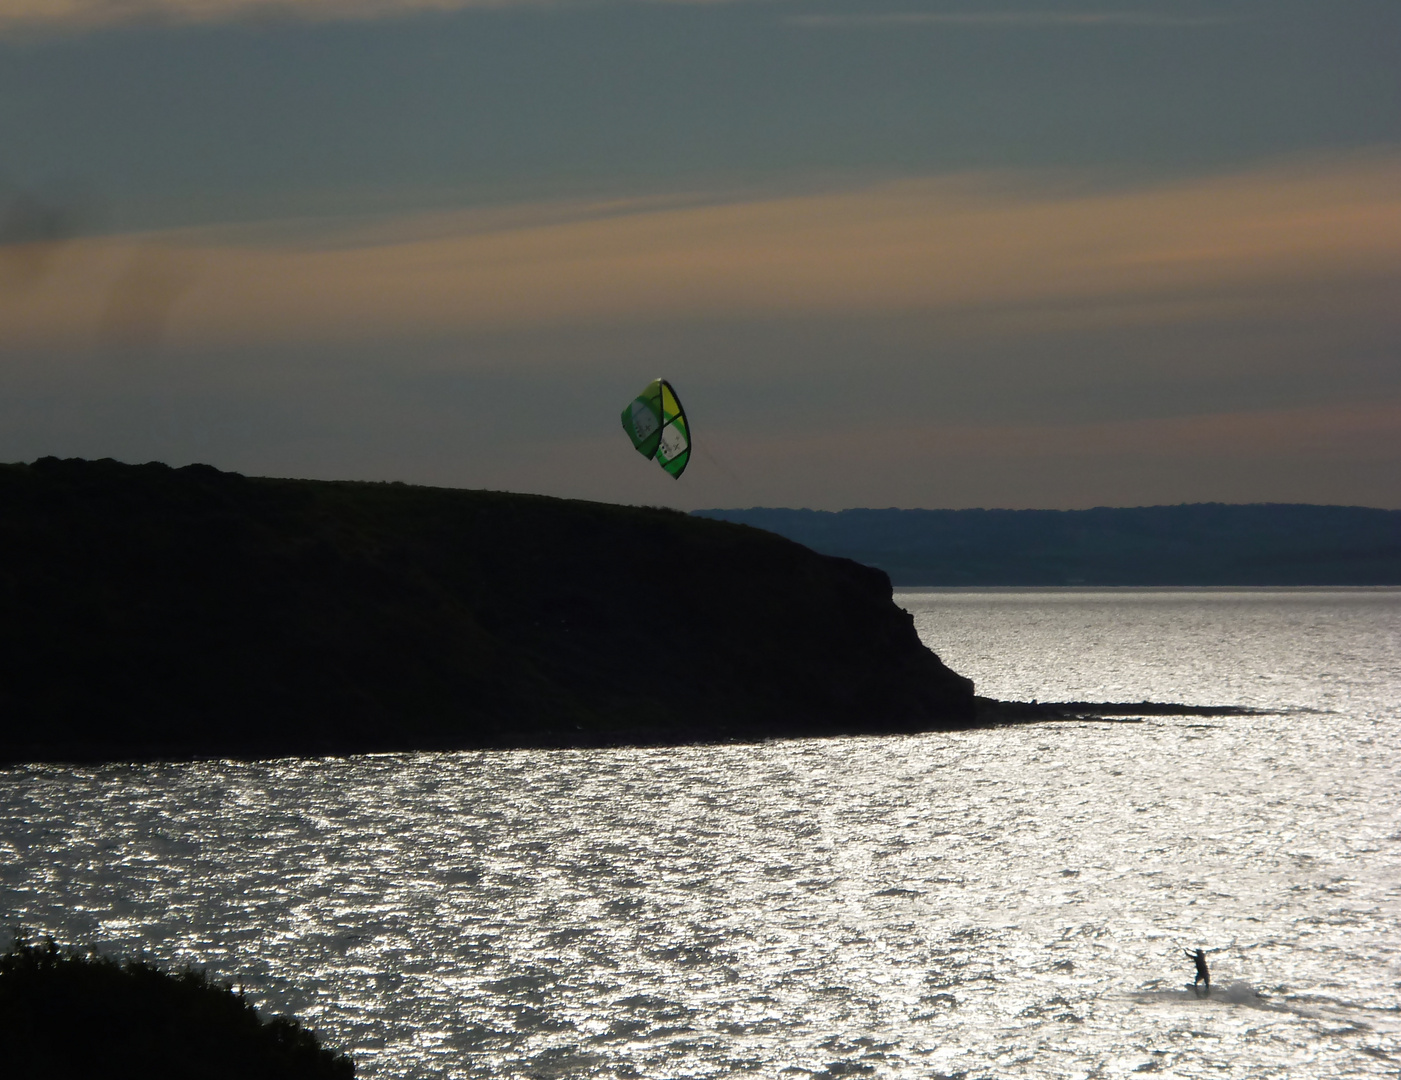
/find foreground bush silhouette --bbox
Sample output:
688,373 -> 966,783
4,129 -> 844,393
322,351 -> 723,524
0,937 -> 354,1080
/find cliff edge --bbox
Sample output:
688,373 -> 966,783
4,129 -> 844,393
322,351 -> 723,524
0,458 -> 974,761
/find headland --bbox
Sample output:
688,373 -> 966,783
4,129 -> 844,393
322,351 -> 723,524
1,458 -> 978,763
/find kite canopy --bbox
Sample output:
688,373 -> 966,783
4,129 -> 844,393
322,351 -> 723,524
621,378 -> 691,478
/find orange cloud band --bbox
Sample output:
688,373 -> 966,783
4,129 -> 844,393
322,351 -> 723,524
684,398 -> 1401,509
0,0 -> 531,36
3,153 -> 1399,351
4,3 -> 1240,37
720,398 -> 1401,463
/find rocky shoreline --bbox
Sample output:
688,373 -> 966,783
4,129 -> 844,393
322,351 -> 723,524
973,698 -> 1258,725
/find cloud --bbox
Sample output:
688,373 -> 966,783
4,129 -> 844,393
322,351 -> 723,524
0,0 -> 544,36
786,11 -> 1238,29
696,398 -> 1401,509
0,0 -> 754,37
0,187 -> 83,290
98,244 -> 199,348
4,152 -> 1397,353
748,399 -> 1401,466
0,0 -> 1246,36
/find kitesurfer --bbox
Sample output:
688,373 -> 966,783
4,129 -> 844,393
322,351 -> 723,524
1185,948 -> 1210,994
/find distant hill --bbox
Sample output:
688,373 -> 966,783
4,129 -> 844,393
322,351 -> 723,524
691,505 -> 1401,586
0,458 -> 973,762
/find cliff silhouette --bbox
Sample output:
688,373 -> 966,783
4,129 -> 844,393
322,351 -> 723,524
0,458 -> 974,762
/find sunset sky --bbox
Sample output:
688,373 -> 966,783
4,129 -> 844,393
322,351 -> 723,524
2,0 -> 1397,509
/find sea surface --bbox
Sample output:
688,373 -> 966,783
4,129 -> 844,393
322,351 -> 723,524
2,588 -> 1398,1079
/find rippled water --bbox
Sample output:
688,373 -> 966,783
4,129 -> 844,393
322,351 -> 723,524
3,588 -> 1399,1078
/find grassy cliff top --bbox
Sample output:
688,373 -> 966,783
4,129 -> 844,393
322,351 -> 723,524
0,458 -> 973,762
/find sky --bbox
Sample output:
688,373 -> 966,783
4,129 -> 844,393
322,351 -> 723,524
1,0 -> 1398,510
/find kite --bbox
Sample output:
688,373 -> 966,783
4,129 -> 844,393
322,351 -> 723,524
621,378 -> 691,478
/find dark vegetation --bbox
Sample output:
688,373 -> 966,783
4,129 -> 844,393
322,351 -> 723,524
694,505 -> 1401,586
0,935 -> 353,1080
0,458 -> 973,762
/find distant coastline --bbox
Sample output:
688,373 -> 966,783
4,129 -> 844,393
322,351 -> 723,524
692,505 -> 1401,587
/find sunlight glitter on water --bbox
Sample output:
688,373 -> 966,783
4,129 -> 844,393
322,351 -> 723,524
2,589 -> 1399,1079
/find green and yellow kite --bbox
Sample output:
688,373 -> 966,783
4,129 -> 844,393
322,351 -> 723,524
620,378 -> 691,479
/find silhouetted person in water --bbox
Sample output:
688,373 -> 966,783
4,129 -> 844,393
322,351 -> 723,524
1185,948 -> 1210,994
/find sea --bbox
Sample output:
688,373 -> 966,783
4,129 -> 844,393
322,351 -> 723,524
2,588 -> 1398,1079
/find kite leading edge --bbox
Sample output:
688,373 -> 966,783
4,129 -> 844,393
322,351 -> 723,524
621,378 -> 691,479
